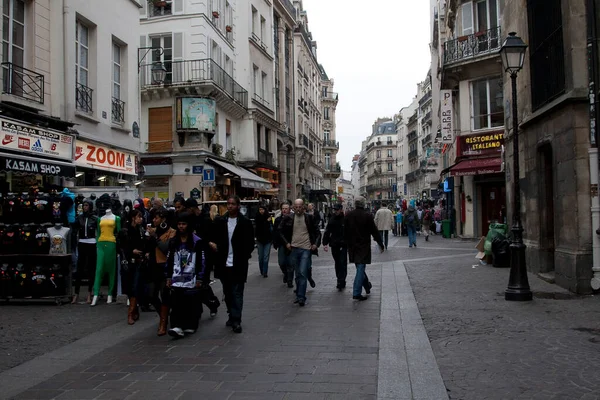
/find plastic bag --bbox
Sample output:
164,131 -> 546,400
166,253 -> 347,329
484,223 -> 508,255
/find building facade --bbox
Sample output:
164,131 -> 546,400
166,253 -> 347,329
361,118 -> 398,207
503,0 -> 592,293
395,99 -> 418,200
320,67 -> 340,191
437,0 -> 506,239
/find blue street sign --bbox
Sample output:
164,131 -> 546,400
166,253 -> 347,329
192,165 -> 203,174
403,183 -> 407,195
203,167 -> 215,182
392,183 -> 397,193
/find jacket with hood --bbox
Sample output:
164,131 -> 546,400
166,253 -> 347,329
166,233 -> 205,288
60,188 -> 76,224
403,206 -> 420,228
75,199 -> 99,243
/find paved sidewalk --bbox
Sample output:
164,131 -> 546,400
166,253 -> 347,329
406,254 -> 600,400
2,235 -> 469,400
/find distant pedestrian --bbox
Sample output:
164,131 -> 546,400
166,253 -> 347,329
396,210 -> 404,237
374,203 -> 393,250
344,196 -> 385,301
404,205 -> 420,248
255,205 -> 273,278
278,199 -> 321,306
323,203 -> 347,290
422,205 -> 433,241
212,196 -> 255,333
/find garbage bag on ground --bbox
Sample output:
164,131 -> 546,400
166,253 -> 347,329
491,236 -> 510,268
484,223 -> 508,255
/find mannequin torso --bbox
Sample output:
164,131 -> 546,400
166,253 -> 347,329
98,209 -> 120,243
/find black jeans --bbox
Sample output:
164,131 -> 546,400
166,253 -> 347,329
121,261 -> 143,299
170,288 -> 202,331
379,230 -> 389,249
221,279 -> 245,324
74,242 -> 96,295
330,244 -> 348,286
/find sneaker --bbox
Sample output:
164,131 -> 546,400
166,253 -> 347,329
168,327 -> 185,338
183,329 -> 196,334
308,278 -> 316,288
365,282 -> 372,294
353,295 -> 368,301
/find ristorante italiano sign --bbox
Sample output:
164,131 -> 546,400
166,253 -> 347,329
458,131 -> 505,157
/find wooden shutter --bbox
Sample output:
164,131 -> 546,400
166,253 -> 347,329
148,107 -> 173,153
172,0 -> 184,14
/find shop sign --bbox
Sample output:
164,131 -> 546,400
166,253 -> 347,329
74,140 -> 138,176
458,132 -> 505,157
0,155 -> 75,177
0,119 -> 73,161
440,90 -> 453,143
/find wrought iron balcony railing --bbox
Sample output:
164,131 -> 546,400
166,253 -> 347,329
325,165 -> 341,173
408,113 -> 418,125
111,97 -> 125,124
419,91 -> 432,106
147,0 -> 172,17
323,140 -> 339,148
321,92 -> 338,101
408,149 -> 418,159
423,111 -> 431,124
2,62 -> 44,104
76,82 -> 93,113
140,59 -> 248,107
253,93 -> 270,108
407,131 -> 418,141
258,148 -> 274,165
443,26 -> 502,66
280,0 -> 296,18
422,134 -> 432,146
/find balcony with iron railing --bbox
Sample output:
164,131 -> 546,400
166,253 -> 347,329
111,97 -> 125,124
280,0 -> 296,19
321,91 -> 338,101
76,82 -> 93,113
422,134 -> 432,146
423,111 -> 431,125
407,131 -> 418,141
323,140 -> 339,149
418,90 -> 432,106
443,26 -> 502,66
2,63 -> 44,104
408,113 -> 418,126
258,148 -> 274,165
140,59 -> 248,107
408,149 -> 418,160
406,171 -> 418,183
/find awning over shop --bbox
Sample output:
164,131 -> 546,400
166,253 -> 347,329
449,157 -> 502,177
207,158 -> 272,190
0,152 -> 76,178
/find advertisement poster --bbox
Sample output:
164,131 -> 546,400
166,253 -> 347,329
0,119 -> 73,161
176,97 -> 216,132
440,90 -> 453,143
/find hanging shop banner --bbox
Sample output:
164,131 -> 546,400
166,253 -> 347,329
0,118 -> 73,161
175,97 -> 217,133
0,153 -> 76,177
74,140 -> 138,176
457,131 -> 505,158
440,90 -> 453,143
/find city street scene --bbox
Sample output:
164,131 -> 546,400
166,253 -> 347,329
1,0 -> 600,399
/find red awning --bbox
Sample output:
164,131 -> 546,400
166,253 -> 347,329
449,158 -> 502,177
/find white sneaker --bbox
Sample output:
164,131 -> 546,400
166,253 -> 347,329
107,295 -> 113,304
183,329 -> 196,334
168,327 -> 185,337
90,295 -> 98,307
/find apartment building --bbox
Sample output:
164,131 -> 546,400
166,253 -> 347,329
274,0 -> 298,201
405,110 -> 419,196
320,66 -> 340,191
349,153 -> 360,206
437,0 -> 506,239
395,99 -> 418,199
362,118 -> 398,207
138,0 -> 272,200
335,171 -> 354,210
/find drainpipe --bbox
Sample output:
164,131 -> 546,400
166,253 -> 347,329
586,0 -> 600,290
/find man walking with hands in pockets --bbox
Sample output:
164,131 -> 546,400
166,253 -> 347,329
344,196 -> 385,301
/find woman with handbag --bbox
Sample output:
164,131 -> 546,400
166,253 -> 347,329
119,209 -> 146,325
146,208 -> 176,336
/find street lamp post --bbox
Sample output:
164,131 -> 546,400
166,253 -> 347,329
499,32 -> 532,301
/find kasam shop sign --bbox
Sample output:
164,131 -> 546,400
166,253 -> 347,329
458,131 -> 505,157
74,140 -> 137,176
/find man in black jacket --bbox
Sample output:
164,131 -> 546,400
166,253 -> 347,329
211,195 -> 255,333
278,199 -> 321,306
323,203 -> 347,290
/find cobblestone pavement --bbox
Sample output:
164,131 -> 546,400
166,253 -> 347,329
4,234 -> 470,400
406,251 -> 600,400
0,295 -> 126,373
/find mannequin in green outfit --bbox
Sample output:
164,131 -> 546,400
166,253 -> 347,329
91,209 -> 121,306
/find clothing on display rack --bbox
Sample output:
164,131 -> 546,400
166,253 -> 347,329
35,223 -> 51,254
19,224 -> 37,254
47,224 -> 71,255
60,188 -> 76,225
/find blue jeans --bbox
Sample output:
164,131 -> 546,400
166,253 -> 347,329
407,226 -> 417,246
379,230 -> 389,249
257,242 -> 272,276
353,263 -> 371,297
290,248 -> 311,302
278,246 -> 294,283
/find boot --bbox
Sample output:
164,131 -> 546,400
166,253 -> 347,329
127,298 -> 137,325
132,298 -> 140,321
157,305 -> 169,336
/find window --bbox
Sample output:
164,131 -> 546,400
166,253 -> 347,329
387,149 -> 393,158
471,77 -> 503,130
111,43 -> 125,124
226,119 -> 232,151
261,71 -> 267,100
2,0 -> 25,97
225,55 -> 233,77
75,21 -> 92,112
376,150 -> 381,159
253,65 -> 258,95
149,0 -> 172,17
324,129 -> 330,142
527,0 -> 565,110
388,177 -> 395,186
251,6 -> 257,34
324,106 -> 330,120
151,35 -> 172,83
387,162 -> 393,172
325,153 -> 331,170
260,16 -> 266,43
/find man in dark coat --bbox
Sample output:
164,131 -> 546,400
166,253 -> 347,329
344,196 -> 384,301
210,195 -> 255,333
323,203 -> 347,290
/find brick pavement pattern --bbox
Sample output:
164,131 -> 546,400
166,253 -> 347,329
406,256 -> 600,400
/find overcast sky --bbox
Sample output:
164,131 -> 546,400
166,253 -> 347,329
302,0 -> 432,170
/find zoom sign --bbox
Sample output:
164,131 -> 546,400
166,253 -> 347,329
0,155 -> 75,177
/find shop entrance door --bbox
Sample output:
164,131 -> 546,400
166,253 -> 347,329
481,184 -> 506,236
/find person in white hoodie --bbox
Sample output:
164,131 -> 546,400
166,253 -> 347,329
374,203 -> 394,250
165,213 -> 206,338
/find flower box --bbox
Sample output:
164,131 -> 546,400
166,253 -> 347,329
226,25 -> 232,32
212,11 -> 220,18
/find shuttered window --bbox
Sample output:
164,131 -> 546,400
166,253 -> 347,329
148,107 -> 173,153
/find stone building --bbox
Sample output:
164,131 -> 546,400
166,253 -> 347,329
503,0 -> 592,293
395,99 -> 418,199
320,66 -> 340,191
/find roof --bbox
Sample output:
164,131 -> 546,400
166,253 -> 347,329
319,64 -> 329,80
